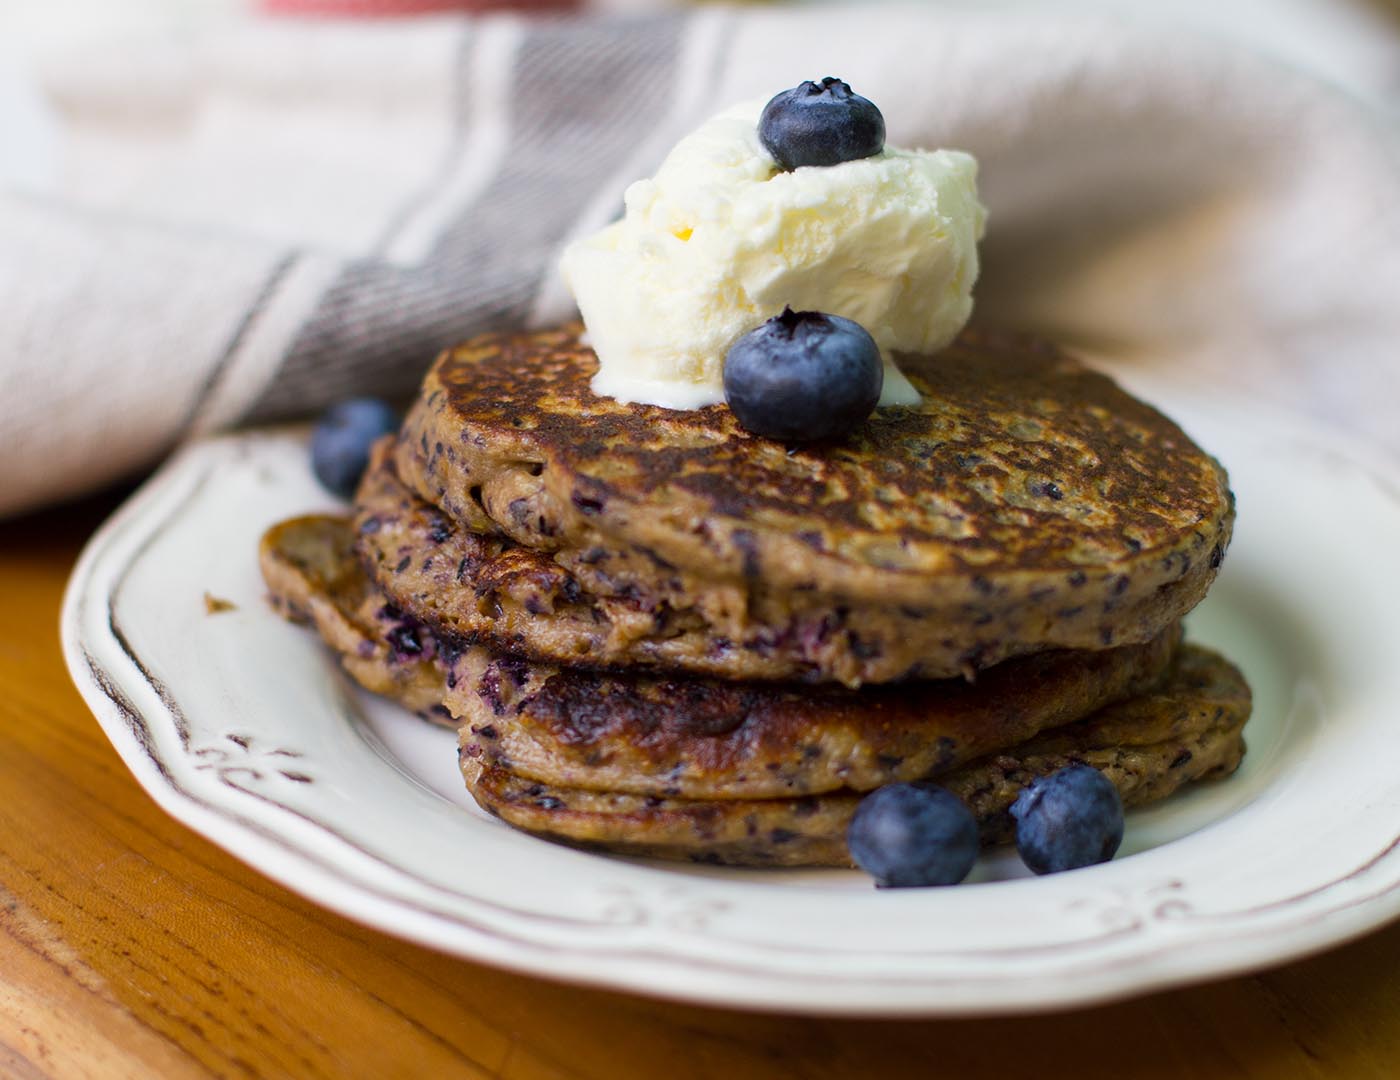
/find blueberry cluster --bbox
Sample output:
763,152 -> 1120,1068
847,765 -> 1125,888
723,79 -> 892,443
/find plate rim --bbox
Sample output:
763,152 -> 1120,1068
60,407 -> 1400,1017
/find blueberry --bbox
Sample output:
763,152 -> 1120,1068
759,77 -> 885,171
310,397 -> 398,498
723,308 -> 882,442
846,783 -> 979,888
1010,764 -> 1125,875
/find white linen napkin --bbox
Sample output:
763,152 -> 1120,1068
2,5 -> 1398,518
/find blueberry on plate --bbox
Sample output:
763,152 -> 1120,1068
759,77 -> 885,171
310,397 -> 398,498
723,308 -> 882,442
847,783 -> 979,888
1010,764 -> 1125,876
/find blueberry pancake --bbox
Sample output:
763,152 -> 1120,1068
442,629 -> 1180,800
392,325 -> 1232,685
260,514 -> 454,727
358,439 -> 1180,687
460,646 -> 1248,868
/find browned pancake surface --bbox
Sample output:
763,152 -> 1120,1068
461,645 -> 1249,867
448,626 -> 1181,799
360,439 -> 1187,685
259,515 -> 453,725
395,325 -> 1233,614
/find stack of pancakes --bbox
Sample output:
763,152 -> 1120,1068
261,325 -> 1251,867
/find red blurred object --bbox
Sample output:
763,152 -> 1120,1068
260,0 -> 579,14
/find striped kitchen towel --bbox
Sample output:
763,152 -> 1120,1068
2,4 -> 1398,517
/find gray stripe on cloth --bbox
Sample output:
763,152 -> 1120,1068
242,15 -> 684,424
177,252 -> 300,435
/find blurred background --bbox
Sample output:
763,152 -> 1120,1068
1,0 -> 1397,520
4,0 -> 1399,100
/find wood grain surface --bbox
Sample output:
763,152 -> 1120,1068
3,495 -> 1400,1080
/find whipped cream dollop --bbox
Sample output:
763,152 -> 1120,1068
560,99 -> 986,410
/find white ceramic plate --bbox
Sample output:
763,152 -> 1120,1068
62,397 -> 1400,1016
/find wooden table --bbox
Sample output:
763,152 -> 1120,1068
3,495 -> 1399,1080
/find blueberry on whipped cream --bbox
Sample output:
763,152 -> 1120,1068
723,308 -> 882,442
759,77 -> 885,171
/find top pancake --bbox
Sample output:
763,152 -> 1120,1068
396,324 -> 1233,611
